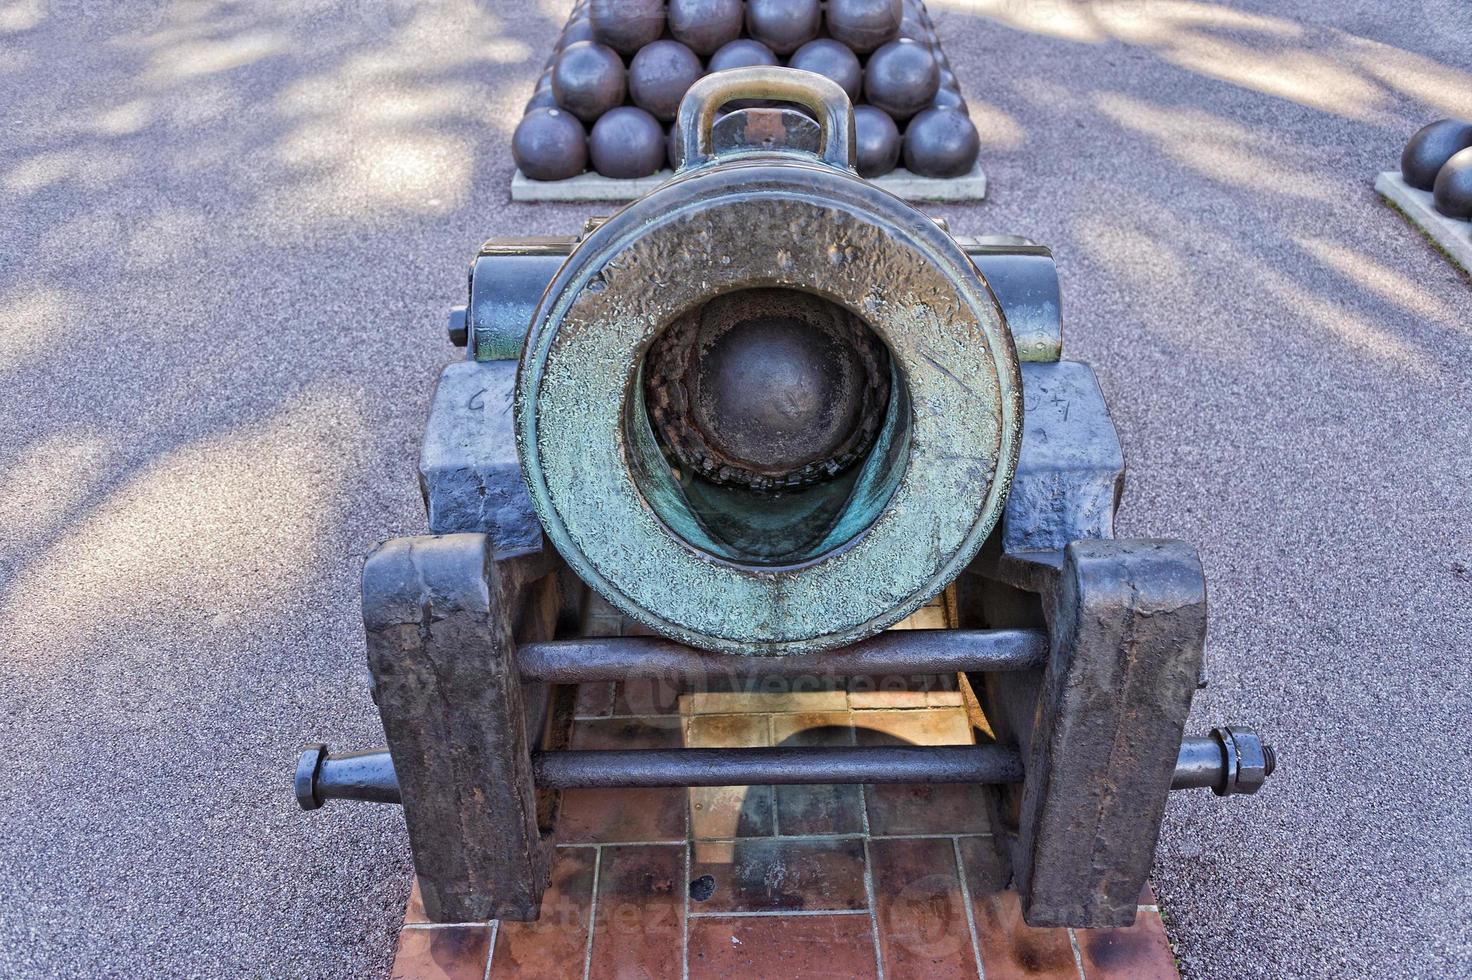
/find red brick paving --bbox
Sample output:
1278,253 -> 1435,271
389,654 -> 1180,980
687,912 -> 880,978
870,836 -> 981,978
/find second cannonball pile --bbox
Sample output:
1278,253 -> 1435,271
513,0 -> 980,182
1401,118 -> 1472,221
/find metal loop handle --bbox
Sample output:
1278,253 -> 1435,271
675,66 -> 856,170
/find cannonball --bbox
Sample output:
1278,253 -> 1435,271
865,38 -> 939,122
669,0 -> 743,56
788,39 -> 863,103
826,0 -> 903,54
707,38 -> 780,73
746,0 -> 820,56
559,18 -> 596,48
629,40 -> 704,123
590,106 -> 667,178
1402,118 -> 1472,190
513,108 -> 588,181
903,106 -> 979,178
854,105 -> 901,178
525,87 -> 559,112
552,41 -> 626,124
899,8 -> 924,40
590,0 -> 664,56
932,87 -> 968,115
1432,146 -> 1472,220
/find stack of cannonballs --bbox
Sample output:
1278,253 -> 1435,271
1401,118 -> 1472,220
513,0 -> 980,182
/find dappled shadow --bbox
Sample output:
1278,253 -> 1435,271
2,1 -> 1471,977
0,1 -> 573,976
918,5 -> 1472,979
0,0 -> 563,634
935,0 -> 1472,123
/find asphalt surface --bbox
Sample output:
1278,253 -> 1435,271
1,2 -> 1469,977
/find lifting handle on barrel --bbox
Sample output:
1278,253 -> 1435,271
675,66 -> 857,171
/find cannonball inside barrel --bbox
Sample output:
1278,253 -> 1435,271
513,108 -> 588,181
1432,146 -> 1472,220
865,38 -> 939,122
854,104 -> 901,178
590,0 -> 664,56
826,0 -> 903,53
746,0 -> 820,56
1402,118 -> 1472,190
903,106 -> 979,177
629,40 -> 704,123
552,40 -> 626,124
788,39 -> 863,103
590,106 -> 667,178
669,0 -> 743,56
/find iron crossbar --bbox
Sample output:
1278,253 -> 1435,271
515,628 -> 1049,684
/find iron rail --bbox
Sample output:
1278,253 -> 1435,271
297,731 -> 1271,809
514,628 -> 1049,684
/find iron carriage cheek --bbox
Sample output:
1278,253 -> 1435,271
297,68 -> 1275,931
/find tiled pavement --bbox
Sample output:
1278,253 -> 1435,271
388,602 -> 1178,979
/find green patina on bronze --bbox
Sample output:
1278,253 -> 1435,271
516,170 -> 1022,654
514,67 -> 1023,656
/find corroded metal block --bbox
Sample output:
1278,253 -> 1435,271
418,360 -> 542,555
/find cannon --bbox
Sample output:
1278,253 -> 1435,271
298,68 -> 1275,928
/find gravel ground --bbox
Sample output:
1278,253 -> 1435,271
1,2 -> 1468,977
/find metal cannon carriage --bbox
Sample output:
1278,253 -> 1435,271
297,68 -> 1274,929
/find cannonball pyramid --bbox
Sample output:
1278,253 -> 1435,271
1374,117 -> 1472,277
1400,118 -> 1472,221
513,0 -> 980,183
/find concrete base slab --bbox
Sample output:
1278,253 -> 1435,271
511,163 -> 988,204
1375,171 -> 1472,275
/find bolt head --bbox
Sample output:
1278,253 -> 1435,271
447,306 -> 468,347
1223,726 -> 1272,795
295,743 -> 328,811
